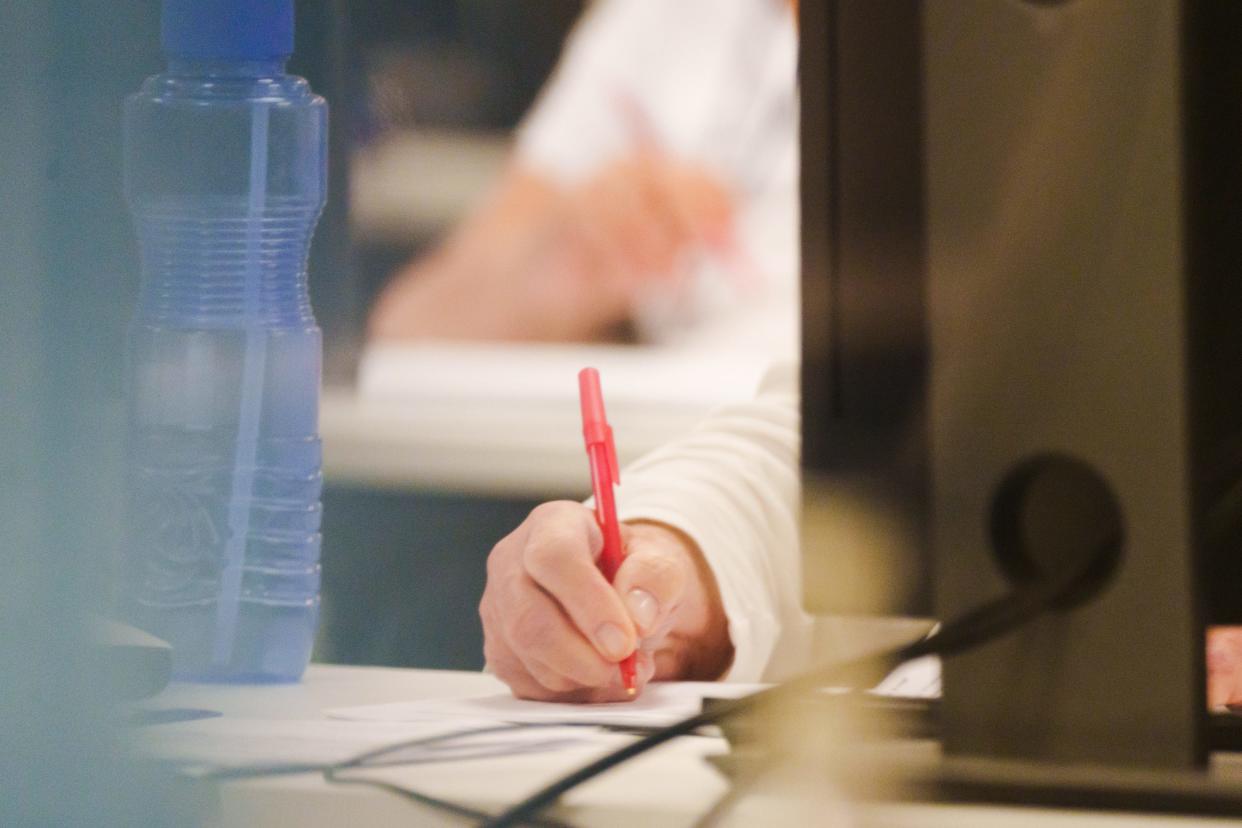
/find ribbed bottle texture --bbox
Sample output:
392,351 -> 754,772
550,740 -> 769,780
122,60 -> 327,683
134,200 -> 318,327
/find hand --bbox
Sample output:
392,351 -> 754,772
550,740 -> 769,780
550,150 -> 735,318
369,156 -> 735,343
479,501 -> 732,702
1208,626 -> 1242,708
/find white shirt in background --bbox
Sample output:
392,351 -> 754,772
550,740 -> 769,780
516,0 -> 800,359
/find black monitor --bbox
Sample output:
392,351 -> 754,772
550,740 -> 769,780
800,0 -> 1242,782
799,1 -> 931,621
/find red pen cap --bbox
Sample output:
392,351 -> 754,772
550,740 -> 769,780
578,367 -> 620,485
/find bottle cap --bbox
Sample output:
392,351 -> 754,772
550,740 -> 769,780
161,0 -> 294,61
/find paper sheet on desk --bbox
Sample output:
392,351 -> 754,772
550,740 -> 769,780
326,681 -> 767,729
870,655 -> 941,699
325,662 -> 941,729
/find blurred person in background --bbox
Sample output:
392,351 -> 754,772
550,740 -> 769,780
369,0 -> 799,353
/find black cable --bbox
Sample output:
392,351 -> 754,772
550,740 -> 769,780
320,724 -> 578,827
330,722 -> 595,772
196,720 -> 633,782
197,722 -> 554,781
482,561 -> 1092,828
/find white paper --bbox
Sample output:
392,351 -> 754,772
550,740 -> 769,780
326,681 -> 768,729
326,660 -> 943,731
870,655 -> 941,699
133,718 -> 472,765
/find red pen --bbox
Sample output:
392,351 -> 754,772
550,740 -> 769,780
578,367 -> 638,696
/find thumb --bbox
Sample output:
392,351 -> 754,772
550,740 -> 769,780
613,523 -> 692,638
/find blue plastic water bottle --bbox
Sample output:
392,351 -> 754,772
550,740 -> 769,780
121,0 -> 326,682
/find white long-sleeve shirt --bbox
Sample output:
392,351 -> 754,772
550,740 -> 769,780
613,364 -> 811,681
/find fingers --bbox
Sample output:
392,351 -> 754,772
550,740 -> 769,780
541,652 -> 657,704
502,572 -> 620,688
661,162 -> 735,249
563,154 -> 736,296
520,503 -> 637,662
483,583 -> 656,703
480,501 -> 730,702
480,501 -> 650,703
575,158 -> 680,279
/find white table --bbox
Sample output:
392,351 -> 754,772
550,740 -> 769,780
321,342 -> 778,497
140,664 -> 1242,827
145,664 -> 729,827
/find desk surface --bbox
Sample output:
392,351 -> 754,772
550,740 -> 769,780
150,664 -> 727,827
143,664 -> 1242,827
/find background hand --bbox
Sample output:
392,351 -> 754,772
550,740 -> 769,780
550,150 -> 734,317
369,155 -> 735,343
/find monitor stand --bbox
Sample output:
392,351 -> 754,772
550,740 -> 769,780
709,696 -> 1242,818
924,0 -> 1242,776
793,0 -> 1242,814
